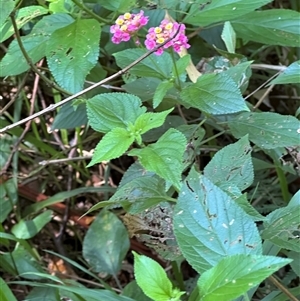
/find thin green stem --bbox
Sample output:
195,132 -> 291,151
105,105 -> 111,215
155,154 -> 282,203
171,261 -> 185,292
200,130 -> 226,145
170,50 -> 182,91
10,13 -> 72,96
71,0 -> 109,24
275,165 -> 291,203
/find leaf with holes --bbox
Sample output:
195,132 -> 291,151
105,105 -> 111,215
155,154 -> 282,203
261,202 -> 300,252
174,168 -> 262,274
180,73 -> 249,115
87,128 -> 134,167
204,135 -> 254,191
87,93 -> 146,133
47,19 -> 100,93
183,0 -> 271,27
128,129 -> 186,190
228,112 -> 300,149
197,254 -> 291,301
83,210 -> 130,275
269,60 -> 300,85
232,9 -> 300,47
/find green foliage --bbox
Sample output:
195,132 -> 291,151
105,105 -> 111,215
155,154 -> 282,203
0,0 -> 299,300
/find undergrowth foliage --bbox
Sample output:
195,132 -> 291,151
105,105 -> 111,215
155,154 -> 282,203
0,1 -> 300,301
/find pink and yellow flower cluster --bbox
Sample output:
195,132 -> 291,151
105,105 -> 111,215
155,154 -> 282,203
110,11 -> 190,55
110,11 -> 149,44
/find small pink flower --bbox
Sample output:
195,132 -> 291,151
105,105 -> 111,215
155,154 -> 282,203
144,20 -> 190,55
110,11 -> 149,44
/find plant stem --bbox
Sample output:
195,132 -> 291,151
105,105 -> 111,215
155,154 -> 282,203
171,261 -> 185,292
275,165 -> 291,203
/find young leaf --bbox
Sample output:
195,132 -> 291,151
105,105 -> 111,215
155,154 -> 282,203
180,73 -> 249,115
221,21 -> 236,53
183,0 -> 271,27
87,128 -> 134,167
83,210 -> 130,275
269,60 -> 300,85
172,54 -> 191,77
114,49 -> 172,80
11,210 -> 53,239
153,81 -> 174,108
228,112 -> 300,149
204,135 -> 254,191
128,129 -> 187,189
134,109 -> 173,135
198,254 -> 292,301
87,93 -> 145,133
47,19 -> 101,93
133,252 -> 184,301
0,277 -> 18,301
174,169 -> 262,274
232,9 -> 300,47
261,202 -> 300,252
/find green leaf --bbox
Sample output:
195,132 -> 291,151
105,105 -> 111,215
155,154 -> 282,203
46,19 -> 101,93
221,21 -> 236,53
228,112 -> 300,149
269,60 -> 300,85
129,129 -> 187,189
114,49 -> 173,80
261,203 -> 300,252
87,93 -> 145,133
87,128 -> 134,167
0,0 -> 15,28
153,81 -> 174,108
133,252 -> 184,301
0,5 -> 48,43
232,9 -> 300,47
23,287 -> 59,301
173,54 -> 191,77
83,210 -> 130,275
0,13 -> 74,77
134,109 -> 173,135
123,281 -> 153,301
11,210 -> 53,239
96,0 -> 135,12
198,254 -> 291,301
183,0 -> 272,27
180,73 -> 249,115
204,136 -> 254,191
0,277 -> 18,301
174,169 -> 262,274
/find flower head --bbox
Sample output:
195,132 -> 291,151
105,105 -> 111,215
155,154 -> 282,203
145,20 -> 190,55
110,11 -> 149,44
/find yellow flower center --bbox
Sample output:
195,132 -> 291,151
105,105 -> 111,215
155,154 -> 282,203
121,25 -> 128,31
156,37 -> 165,44
154,27 -> 162,34
116,18 -> 124,25
165,23 -> 173,30
124,13 -> 131,20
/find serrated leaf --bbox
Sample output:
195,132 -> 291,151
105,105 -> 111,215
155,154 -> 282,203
221,21 -> 236,53
174,169 -> 262,274
228,112 -> 300,149
114,49 -> 173,80
183,0 -> 272,27
47,19 -> 100,93
134,109 -> 173,135
269,60 -> 300,85
0,5 -> 48,43
129,129 -> 186,189
87,93 -> 145,133
198,254 -> 291,301
0,13 -> 74,77
153,81 -> 174,108
11,210 -> 53,239
133,252 -> 184,301
180,73 -> 249,115
87,128 -> 134,167
232,9 -> 300,47
83,210 -> 130,275
261,203 -> 300,252
204,136 -> 254,191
